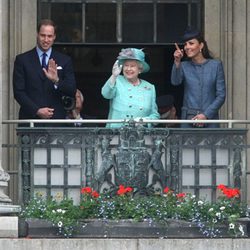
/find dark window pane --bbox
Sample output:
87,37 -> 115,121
157,4 -> 188,43
51,3 -> 82,42
191,3 -> 200,30
38,2 -> 50,20
55,46 -> 122,119
86,3 -> 116,43
123,4 -> 153,43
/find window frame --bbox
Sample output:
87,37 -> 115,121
38,0 -> 203,45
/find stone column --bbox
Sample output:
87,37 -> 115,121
0,0 -> 36,208
0,3 -> 21,240
0,0 -> 11,204
0,0 -> 21,218
0,0 -> 18,235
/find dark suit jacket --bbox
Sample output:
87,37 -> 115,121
13,48 -> 76,119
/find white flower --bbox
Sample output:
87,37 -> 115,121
191,195 -> 196,199
58,221 -> 63,228
52,210 -> 56,213
229,223 -> 235,229
208,208 -> 214,212
61,209 -> 66,214
212,219 -> 217,223
216,212 -> 221,219
57,209 -> 62,213
220,206 -> 225,211
198,200 -> 204,206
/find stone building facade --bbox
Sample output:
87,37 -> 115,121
0,0 -> 250,203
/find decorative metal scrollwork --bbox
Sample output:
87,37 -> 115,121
233,148 -> 242,189
96,125 -> 168,194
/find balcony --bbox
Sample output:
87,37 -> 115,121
1,119 -> 250,242
2,119 -> 249,205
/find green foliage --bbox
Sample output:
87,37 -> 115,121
20,185 -> 249,238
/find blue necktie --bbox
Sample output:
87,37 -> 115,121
41,53 -> 47,69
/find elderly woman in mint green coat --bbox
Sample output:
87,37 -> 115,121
101,48 -> 160,128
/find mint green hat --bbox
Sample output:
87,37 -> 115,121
117,48 -> 150,73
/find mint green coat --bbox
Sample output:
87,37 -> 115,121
101,75 -> 160,128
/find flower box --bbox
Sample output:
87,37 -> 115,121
19,218 -> 250,238
19,185 -> 250,238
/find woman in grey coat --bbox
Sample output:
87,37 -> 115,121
171,28 -> 226,128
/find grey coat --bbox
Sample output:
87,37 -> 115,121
171,59 -> 226,127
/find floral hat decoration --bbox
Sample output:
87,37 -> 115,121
117,48 -> 150,73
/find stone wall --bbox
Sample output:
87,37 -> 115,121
1,0 -> 250,204
0,238 -> 249,250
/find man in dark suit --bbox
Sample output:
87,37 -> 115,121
13,19 -> 76,122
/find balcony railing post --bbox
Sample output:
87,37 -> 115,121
20,134 -> 31,205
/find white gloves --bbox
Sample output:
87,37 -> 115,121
112,60 -> 122,77
134,117 -> 143,122
110,60 -> 122,85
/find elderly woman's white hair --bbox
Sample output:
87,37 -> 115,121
76,89 -> 84,103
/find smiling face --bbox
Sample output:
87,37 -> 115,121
122,60 -> 142,82
184,38 -> 204,59
37,24 -> 56,52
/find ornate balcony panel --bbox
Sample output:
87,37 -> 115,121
16,126 -> 247,204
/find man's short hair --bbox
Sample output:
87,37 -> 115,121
37,19 -> 57,33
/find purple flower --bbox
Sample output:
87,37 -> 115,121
118,48 -> 135,60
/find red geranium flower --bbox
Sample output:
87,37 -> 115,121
81,187 -> 92,194
125,187 -> 133,193
217,184 -> 240,198
217,184 -> 226,191
117,185 -> 133,195
163,187 -> 170,193
91,191 -> 100,198
176,192 -> 186,199
223,188 -> 240,198
117,185 -> 126,195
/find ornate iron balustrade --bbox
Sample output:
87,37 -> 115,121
15,124 -> 247,205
